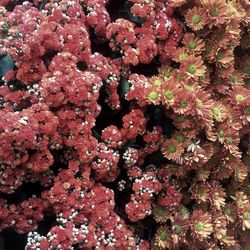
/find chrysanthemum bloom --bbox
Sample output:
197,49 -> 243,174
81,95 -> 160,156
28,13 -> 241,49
161,139 -> 184,161
157,184 -> 183,208
171,114 -> 196,130
172,90 -> 195,115
180,55 -> 206,80
229,160 -> 248,182
172,47 -> 190,62
202,41 -> 217,64
171,214 -> 189,245
212,212 -> 227,240
190,183 -> 210,203
233,191 -> 249,209
241,0 -> 250,25
227,70 -> 245,87
150,76 -> 164,88
216,66 -> 235,81
220,232 -> 237,247
226,19 -> 242,45
243,105 -> 250,123
239,205 -> 250,230
204,124 -> 217,142
194,90 -> 214,125
186,143 -> 209,165
229,86 -> 250,107
160,79 -> 179,107
158,65 -> 173,79
204,0 -> 230,28
145,85 -> 161,105
209,181 -> 226,210
182,33 -> 205,55
224,204 -> 237,223
190,210 -> 213,241
185,6 -> 207,31
211,101 -> 228,122
187,139 -> 201,154
153,205 -> 170,223
228,0 -> 246,21
211,28 -> 231,50
216,122 -> 229,143
223,130 -> 241,158
153,226 -> 172,249
171,69 -> 186,85
201,142 -> 215,160
196,166 -> 210,181
198,68 -> 211,86
172,130 -> 192,148
181,80 -> 201,93
178,205 -> 190,220
215,48 -> 234,68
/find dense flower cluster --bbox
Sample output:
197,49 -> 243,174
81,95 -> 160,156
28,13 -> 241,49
0,0 -> 249,249
106,0 -> 182,65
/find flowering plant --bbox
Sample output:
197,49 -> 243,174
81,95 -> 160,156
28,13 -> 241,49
0,0 -> 250,249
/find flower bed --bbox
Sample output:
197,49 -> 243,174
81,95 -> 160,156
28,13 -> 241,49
0,0 -> 250,249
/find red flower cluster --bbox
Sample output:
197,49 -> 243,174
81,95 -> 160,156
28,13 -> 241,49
0,197 -> 46,234
126,166 -> 162,221
106,0 -> 182,65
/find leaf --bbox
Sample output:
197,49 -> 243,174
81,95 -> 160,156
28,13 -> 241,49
120,78 -> 130,98
0,55 -> 15,78
92,129 -> 101,141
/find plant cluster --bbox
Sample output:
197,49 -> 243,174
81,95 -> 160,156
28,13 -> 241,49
0,0 -> 249,249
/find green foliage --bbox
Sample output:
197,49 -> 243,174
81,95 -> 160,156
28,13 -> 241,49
0,55 -> 14,79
